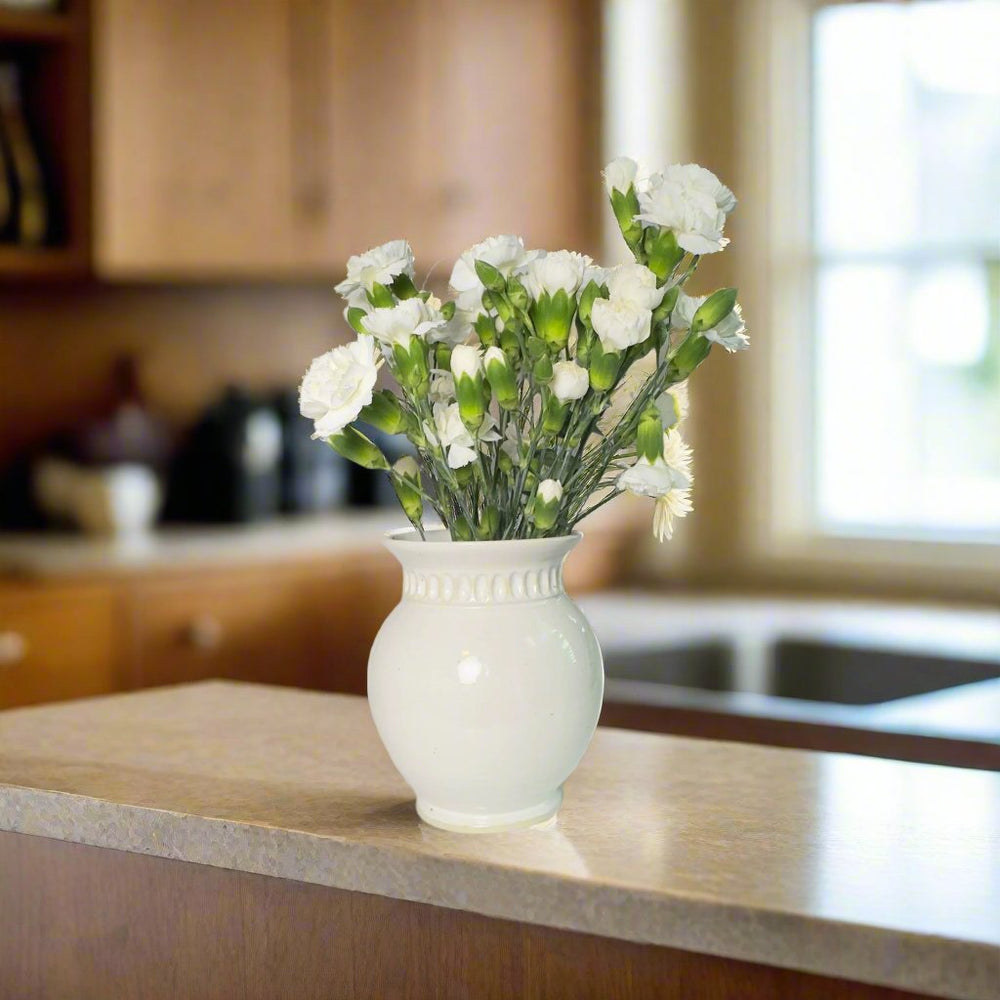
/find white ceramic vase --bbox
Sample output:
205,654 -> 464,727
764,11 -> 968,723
368,528 -> 604,833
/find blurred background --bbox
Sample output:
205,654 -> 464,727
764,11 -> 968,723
0,0 -> 997,769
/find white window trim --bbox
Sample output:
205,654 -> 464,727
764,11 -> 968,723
734,0 -> 1000,593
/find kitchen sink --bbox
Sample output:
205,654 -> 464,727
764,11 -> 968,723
603,640 -> 1000,706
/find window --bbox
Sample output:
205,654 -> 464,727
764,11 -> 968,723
811,1 -> 1000,543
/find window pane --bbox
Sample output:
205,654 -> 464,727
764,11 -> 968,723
814,1 -> 1000,254
812,1 -> 1000,541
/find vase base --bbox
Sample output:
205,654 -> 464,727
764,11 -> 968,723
416,790 -> 562,834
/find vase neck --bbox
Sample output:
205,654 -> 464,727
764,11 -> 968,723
385,532 -> 579,607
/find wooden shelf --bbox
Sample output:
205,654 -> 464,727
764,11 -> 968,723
0,8 -> 76,43
0,244 -> 87,279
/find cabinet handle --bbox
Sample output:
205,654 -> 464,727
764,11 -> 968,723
184,616 -> 224,652
0,631 -> 28,667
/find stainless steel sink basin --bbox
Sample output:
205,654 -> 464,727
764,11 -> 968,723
603,641 -> 1000,706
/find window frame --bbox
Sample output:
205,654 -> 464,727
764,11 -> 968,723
735,0 -> 1000,592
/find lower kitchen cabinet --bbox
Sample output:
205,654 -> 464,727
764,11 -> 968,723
0,584 -> 121,709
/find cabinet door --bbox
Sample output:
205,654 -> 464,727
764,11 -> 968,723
415,0 -> 601,260
130,570 -> 322,690
0,585 -> 119,709
93,0 -> 303,277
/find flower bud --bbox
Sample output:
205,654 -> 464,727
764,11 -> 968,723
670,332 -> 712,380
392,337 -> 429,394
474,312 -> 497,347
691,287 -> 738,334
577,279 -> 604,327
506,276 -> 530,312
440,300 -> 456,321
484,346 -> 518,410
636,405 -> 664,462
451,344 -> 488,430
588,341 -> 622,392
542,394 -> 568,434
474,259 -> 506,293
550,360 -> 589,403
533,354 -> 553,384
532,479 -> 563,531
434,344 -> 453,373
328,425 -> 389,470
359,389 -> 407,435
451,516 -> 473,541
390,456 -> 424,525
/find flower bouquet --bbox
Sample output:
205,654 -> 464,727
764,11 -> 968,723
300,157 -> 747,832
300,157 -> 747,545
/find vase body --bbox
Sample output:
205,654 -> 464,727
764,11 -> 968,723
368,529 -> 604,833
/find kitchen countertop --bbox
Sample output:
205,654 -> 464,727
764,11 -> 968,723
1,682 -> 997,999
0,510 -> 402,579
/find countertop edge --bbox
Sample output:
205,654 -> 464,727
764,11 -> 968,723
2,784 -> 995,1000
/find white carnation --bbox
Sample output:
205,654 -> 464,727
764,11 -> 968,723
450,344 -> 484,380
537,479 -> 563,504
603,156 -> 639,195
607,262 -> 666,311
550,360 -> 589,403
334,240 -> 415,310
591,297 -> 652,352
521,250 -> 590,299
424,403 -> 500,470
362,298 -> 445,350
449,235 -> 539,315
298,336 -> 379,440
637,164 -> 736,255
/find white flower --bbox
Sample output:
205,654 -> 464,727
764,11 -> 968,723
449,235 -> 539,314
603,156 -> 639,195
704,303 -> 748,352
655,381 -> 689,429
618,430 -> 693,496
637,164 -> 736,255
582,263 -> 612,290
652,490 -> 693,542
483,346 -> 507,369
432,313 -> 474,347
617,429 -> 694,541
428,370 -> 455,404
334,240 -> 415,310
550,360 -> 589,403
424,403 -> 499,469
362,298 -> 445,350
606,262 -> 667,311
393,455 -> 420,479
537,479 -> 563,503
521,250 -> 590,299
671,293 -> 749,352
591,297 -> 652,351
298,336 -> 379,440
450,343 -> 484,380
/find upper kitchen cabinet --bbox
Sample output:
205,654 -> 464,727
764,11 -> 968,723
91,0 -> 601,281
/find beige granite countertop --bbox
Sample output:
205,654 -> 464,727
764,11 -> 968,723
1,682 -> 997,1000
0,511 -> 402,579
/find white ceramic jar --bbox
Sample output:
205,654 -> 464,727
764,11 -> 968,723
368,528 -> 604,833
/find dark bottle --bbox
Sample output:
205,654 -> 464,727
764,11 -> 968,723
0,62 -> 50,247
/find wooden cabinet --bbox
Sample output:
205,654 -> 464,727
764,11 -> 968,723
0,585 -> 118,708
127,555 -> 401,694
93,0 -> 600,279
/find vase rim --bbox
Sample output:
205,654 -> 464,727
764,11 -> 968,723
384,526 -> 582,550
